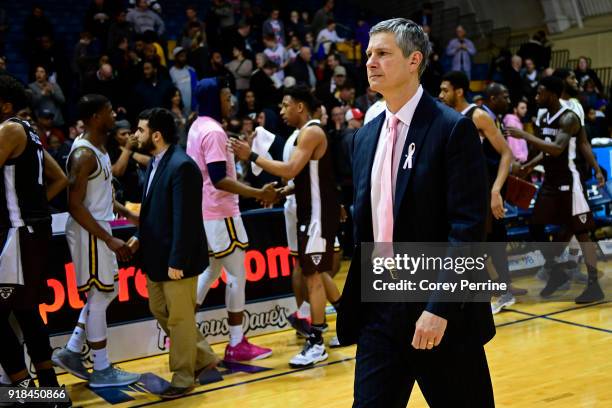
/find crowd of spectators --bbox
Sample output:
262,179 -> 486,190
0,1 -> 609,227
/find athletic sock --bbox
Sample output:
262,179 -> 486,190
331,299 -> 341,313
92,347 -> 110,371
229,324 -> 244,347
67,326 -> 86,353
36,368 -> 59,387
297,301 -> 311,319
309,324 -> 325,345
586,265 -> 599,281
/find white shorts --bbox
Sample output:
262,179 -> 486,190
65,217 -> 118,293
284,196 -> 298,255
204,216 -> 249,258
285,197 -> 340,256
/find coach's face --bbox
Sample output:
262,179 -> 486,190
366,32 -> 416,96
136,119 -> 155,153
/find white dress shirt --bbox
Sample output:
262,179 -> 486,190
370,85 -> 423,242
146,147 -> 169,196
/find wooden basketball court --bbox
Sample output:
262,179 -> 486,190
61,262 -> 611,407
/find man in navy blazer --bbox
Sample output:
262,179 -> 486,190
127,108 -> 217,399
336,19 -> 496,407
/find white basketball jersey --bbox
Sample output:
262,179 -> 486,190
68,136 -> 115,221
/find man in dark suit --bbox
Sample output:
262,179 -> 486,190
127,108 -> 217,399
336,19 -> 496,407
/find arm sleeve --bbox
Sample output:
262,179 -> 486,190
207,161 -> 227,184
425,117 -> 488,319
466,39 -> 477,55
168,163 -> 202,269
446,39 -> 458,56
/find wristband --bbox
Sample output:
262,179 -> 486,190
249,151 -> 259,162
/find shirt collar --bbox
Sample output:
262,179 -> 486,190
153,146 -> 169,165
384,85 -> 423,127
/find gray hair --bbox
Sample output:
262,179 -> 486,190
370,18 -> 432,77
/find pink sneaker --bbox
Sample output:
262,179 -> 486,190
224,337 -> 272,362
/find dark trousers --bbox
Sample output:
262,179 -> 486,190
353,304 -> 494,408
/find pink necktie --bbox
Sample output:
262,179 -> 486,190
377,115 -> 398,244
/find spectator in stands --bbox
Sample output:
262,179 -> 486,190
251,60 -> 282,110
36,109 -> 65,149
224,21 -> 255,60
109,119 -> 150,203
355,86 -> 379,114
131,61 -> 173,119
72,31 -> 101,86
108,10 -> 133,50
521,57 -> 540,98
239,89 -> 258,118
226,45 -> 253,96
29,35 -> 65,85
322,53 -> 342,82
354,15 -> 370,59
0,55 -> 6,75
312,0 -> 335,38
187,31 -> 209,78
143,30 -> 166,67
575,56 -> 604,96
580,78 -> 601,109
585,107 -> 608,141
336,82 -> 356,108
263,34 -> 289,84
411,2 -> 433,27
304,31 -> 316,53
84,0 -> 114,50
286,46 -> 316,90
316,65 -> 347,110
169,47 -> 197,116
127,0 -> 165,36
286,10 -> 306,41
205,51 -> 235,90
316,19 -> 346,56
180,4 -> 205,46
82,63 -> 124,111
166,88 -> 190,147
263,8 -> 285,46
503,54 -> 523,106
446,25 -> 476,79
287,35 -> 302,62
517,31 -> 550,71
502,98 -> 529,162
207,0 -> 234,50
24,5 -> 54,51
421,25 -> 443,96
29,66 -> 65,127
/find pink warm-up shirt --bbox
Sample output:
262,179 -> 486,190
502,114 -> 529,163
186,116 -> 240,221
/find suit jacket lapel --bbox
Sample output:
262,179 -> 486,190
143,145 -> 175,207
393,92 -> 436,221
355,112 -> 386,243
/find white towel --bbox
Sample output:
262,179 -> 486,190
251,126 -> 276,176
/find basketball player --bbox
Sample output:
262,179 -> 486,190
279,106 -> 343,347
52,94 -> 141,387
439,72 -> 526,313
0,74 -> 70,400
188,78 -> 275,362
230,86 -> 341,367
506,76 -> 604,303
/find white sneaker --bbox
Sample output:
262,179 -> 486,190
289,341 -> 328,368
329,336 -> 341,348
491,292 -> 516,315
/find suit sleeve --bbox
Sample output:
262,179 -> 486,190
426,116 -> 488,319
168,162 -> 203,269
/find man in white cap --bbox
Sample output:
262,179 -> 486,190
169,47 -> 198,116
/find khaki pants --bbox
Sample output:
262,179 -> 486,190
147,275 -> 217,387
